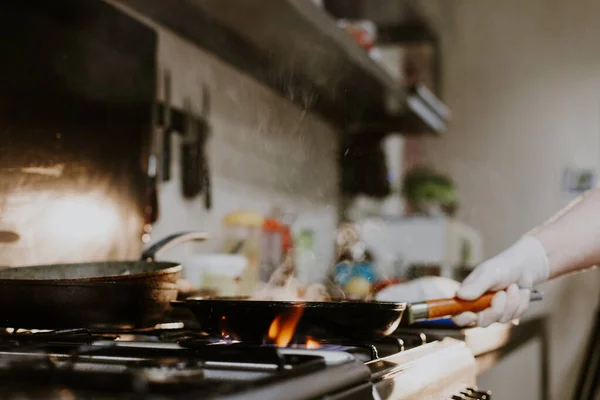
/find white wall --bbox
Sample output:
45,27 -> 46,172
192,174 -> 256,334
111,2 -> 341,283
421,0 -> 600,398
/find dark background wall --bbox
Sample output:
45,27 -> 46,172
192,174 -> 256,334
0,0 -> 156,265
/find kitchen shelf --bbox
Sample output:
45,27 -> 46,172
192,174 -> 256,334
120,0 -> 448,135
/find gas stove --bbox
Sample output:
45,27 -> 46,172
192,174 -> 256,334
0,324 -> 491,399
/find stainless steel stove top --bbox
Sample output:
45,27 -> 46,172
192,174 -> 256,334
0,325 -> 490,400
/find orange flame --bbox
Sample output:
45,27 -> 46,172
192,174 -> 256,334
219,316 -> 240,341
267,307 -> 304,347
305,337 -> 320,349
220,316 -> 229,337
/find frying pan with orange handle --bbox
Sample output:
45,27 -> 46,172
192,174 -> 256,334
173,290 -> 543,342
404,289 -> 544,325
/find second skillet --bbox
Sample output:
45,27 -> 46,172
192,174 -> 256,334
0,231 -> 208,329
0,231 -> 208,284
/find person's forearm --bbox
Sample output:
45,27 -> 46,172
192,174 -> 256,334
451,186 -> 600,327
529,186 -> 600,279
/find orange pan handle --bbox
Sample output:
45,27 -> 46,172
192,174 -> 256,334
424,289 -> 543,319
425,293 -> 495,319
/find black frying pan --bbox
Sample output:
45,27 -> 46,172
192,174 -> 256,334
175,290 -> 543,342
0,231 -> 208,329
174,298 -> 406,342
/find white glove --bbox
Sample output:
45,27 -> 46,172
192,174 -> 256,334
452,235 -> 550,327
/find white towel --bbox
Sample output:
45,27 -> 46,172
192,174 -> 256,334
375,276 -> 460,303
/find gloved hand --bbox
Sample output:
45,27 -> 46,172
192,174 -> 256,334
452,235 -> 550,327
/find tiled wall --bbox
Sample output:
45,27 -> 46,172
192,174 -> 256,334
115,4 -> 341,283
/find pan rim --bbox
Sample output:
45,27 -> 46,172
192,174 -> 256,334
0,262 -> 182,282
179,298 -> 407,311
0,280 -> 180,289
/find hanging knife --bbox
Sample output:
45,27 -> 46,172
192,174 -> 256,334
200,84 -> 212,210
162,70 -> 174,181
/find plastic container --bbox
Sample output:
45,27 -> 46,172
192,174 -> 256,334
261,217 -> 294,282
221,211 -> 264,296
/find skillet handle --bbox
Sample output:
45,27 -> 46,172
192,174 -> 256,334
424,289 -> 543,320
141,231 -> 209,261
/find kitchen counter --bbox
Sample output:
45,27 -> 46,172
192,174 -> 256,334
473,317 -> 549,400
395,316 -> 549,399
470,318 -> 548,372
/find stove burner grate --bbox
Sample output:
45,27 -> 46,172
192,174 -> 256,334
0,323 -> 430,398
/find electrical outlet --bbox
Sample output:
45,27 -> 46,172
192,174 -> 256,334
563,167 -> 596,194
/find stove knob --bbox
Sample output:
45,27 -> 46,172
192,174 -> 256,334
451,396 -> 467,400
465,387 -> 492,399
460,391 -> 483,399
